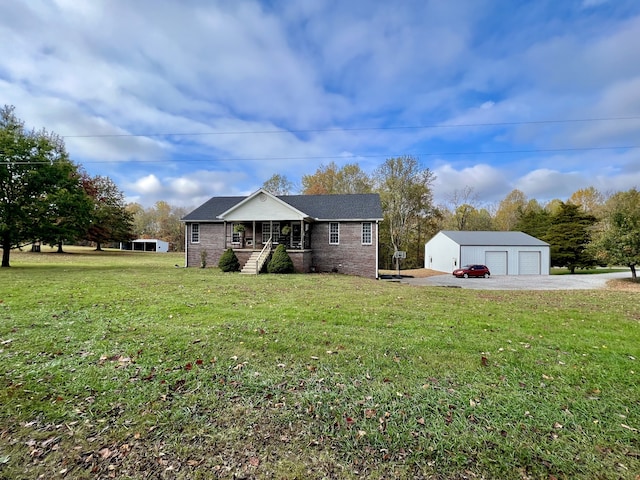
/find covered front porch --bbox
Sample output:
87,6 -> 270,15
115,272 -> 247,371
223,220 -> 311,251
223,220 -> 314,274
215,189 -> 316,273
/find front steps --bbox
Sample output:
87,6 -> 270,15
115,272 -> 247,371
240,251 -> 263,274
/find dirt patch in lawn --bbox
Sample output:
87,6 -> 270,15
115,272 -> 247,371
379,268 -> 446,278
607,278 -> 640,292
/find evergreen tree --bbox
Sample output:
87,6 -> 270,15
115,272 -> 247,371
515,207 -> 551,240
218,248 -> 240,272
267,244 -> 294,273
545,202 -> 597,273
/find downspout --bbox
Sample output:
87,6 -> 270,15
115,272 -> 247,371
375,220 -> 380,279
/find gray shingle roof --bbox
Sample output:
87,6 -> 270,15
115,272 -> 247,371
281,194 -> 383,220
181,193 -> 383,222
181,196 -> 245,222
440,230 -> 549,246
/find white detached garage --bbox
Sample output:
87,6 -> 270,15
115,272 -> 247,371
425,231 -> 550,275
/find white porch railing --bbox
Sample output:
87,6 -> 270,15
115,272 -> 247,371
253,237 -> 273,274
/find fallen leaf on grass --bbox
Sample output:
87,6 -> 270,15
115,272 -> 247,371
445,411 -> 453,424
99,447 -> 112,459
171,379 -> 186,392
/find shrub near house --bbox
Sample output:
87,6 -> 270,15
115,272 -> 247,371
267,244 -> 294,273
218,248 -> 240,272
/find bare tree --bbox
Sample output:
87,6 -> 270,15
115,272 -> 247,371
374,156 -> 436,269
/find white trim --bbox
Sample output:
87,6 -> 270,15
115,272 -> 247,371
361,222 -> 372,245
217,188 -> 309,220
329,222 -> 339,245
191,223 -> 200,243
375,221 -> 379,278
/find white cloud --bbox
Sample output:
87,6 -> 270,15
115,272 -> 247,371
2,1 -> 640,208
433,163 -> 510,205
123,169 -> 253,208
133,175 -> 163,195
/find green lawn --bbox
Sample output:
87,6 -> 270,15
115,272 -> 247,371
551,267 -> 628,275
1,247 -> 638,479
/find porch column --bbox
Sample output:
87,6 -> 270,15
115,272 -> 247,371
252,220 -> 256,250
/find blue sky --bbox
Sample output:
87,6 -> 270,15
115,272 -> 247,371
2,0 -> 640,209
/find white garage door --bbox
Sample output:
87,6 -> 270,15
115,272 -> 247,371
519,251 -> 541,275
485,251 -> 507,275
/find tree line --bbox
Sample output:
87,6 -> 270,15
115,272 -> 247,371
263,161 -> 639,279
1,106 -> 134,267
2,105 -> 638,278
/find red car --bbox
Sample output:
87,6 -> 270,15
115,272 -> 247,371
453,264 -> 491,278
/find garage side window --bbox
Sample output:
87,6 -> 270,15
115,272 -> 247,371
191,223 -> 200,243
329,222 -> 339,245
362,222 -> 372,245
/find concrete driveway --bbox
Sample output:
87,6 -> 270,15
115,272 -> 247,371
399,272 -> 631,290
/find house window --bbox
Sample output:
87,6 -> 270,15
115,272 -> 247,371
362,222 -> 372,245
232,231 -> 241,244
191,223 -> 200,243
262,222 -> 280,243
329,222 -> 339,245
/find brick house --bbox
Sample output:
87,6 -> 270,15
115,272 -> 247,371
181,189 -> 384,278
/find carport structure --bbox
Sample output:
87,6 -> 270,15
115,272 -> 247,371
425,231 -> 550,275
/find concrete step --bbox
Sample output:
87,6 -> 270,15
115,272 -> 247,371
240,252 -> 262,274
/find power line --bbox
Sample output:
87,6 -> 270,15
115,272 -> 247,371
60,115 -> 640,139
5,144 -> 640,165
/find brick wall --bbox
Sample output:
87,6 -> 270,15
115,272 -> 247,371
186,221 -> 377,278
185,223 -> 226,267
310,222 -> 377,278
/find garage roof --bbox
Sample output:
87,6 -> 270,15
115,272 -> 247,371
441,230 -> 549,246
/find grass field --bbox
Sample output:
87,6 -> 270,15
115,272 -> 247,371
1,247 -> 638,479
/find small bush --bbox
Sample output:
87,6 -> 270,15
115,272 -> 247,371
267,244 -> 294,274
218,248 -> 240,272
